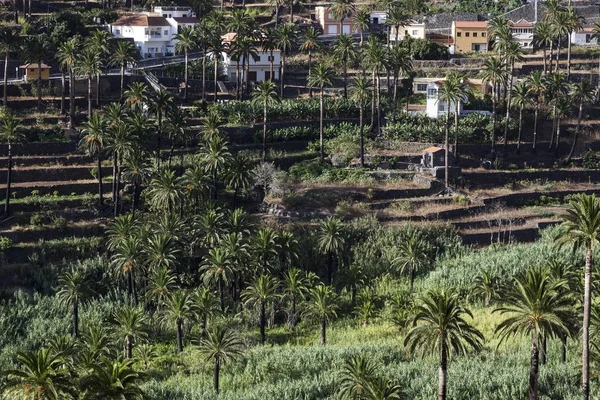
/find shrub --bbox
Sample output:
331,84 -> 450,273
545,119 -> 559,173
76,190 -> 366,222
582,150 -> 598,169
0,236 -> 12,252
30,213 -> 45,227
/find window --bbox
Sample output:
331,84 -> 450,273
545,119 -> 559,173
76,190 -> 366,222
465,32 -> 470,37
164,29 -> 169,35
115,29 -> 121,35
412,30 -> 418,35
438,102 -> 446,112
473,32 -> 477,37
268,55 -> 274,62
472,44 -> 481,51
404,30 -> 408,35
162,14 -> 167,17
373,17 -> 379,24
427,88 -> 438,98
586,34 -> 592,43
183,13 -> 187,17
416,84 -> 428,92
255,56 -> 261,62
457,32 -> 462,37
524,42 -> 529,47
482,32 -> 486,37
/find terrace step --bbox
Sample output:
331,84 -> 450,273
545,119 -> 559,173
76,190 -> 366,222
0,221 -> 105,243
0,180 -> 112,197
0,154 -> 93,167
0,166 -> 111,183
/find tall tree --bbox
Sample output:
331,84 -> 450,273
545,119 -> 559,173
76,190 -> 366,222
567,79 -> 595,162
500,41 -> 524,153
174,27 -> 197,101
533,21 -> 553,74
481,57 -> 507,150
392,235 -> 432,292
242,274 -> 279,344
80,357 -> 145,400
353,7 -> 371,45
23,34 -> 50,111
57,37 -> 80,129
405,289 -> 483,400
198,135 -> 231,200
349,74 -> 371,167
510,81 -> 530,155
494,266 -> 575,400
110,41 -> 139,98
251,80 -> 279,162
556,193 -> 600,400
199,325 -> 243,394
333,34 -> 356,99
304,284 -> 339,345
76,48 -> 102,117
201,248 -> 233,311
80,114 -> 107,209
274,23 -> 298,98
526,70 -> 545,154
112,306 -> 149,359
0,111 -> 24,216
299,27 -> 321,98
86,30 -> 111,107
307,63 -> 335,162
364,36 -> 386,133
317,217 -> 345,284
329,0 -> 355,35
0,27 -> 20,107
160,290 -> 193,353
56,270 -> 94,338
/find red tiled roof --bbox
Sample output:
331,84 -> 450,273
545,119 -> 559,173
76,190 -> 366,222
454,21 -> 488,29
112,14 -> 169,27
423,146 -> 444,153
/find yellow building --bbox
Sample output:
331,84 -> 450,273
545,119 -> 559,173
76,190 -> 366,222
20,63 -> 51,82
451,21 -> 489,54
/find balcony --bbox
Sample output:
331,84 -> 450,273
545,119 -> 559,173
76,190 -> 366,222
145,33 -> 163,40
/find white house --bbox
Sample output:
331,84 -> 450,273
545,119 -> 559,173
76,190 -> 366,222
109,6 -> 199,58
508,19 -> 534,49
390,20 -> 426,43
221,33 -> 281,83
571,28 -> 597,46
423,79 -> 490,118
314,5 -> 358,35
369,10 -> 386,26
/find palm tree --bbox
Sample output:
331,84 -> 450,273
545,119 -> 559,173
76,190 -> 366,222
526,70 -> 545,153
242,274 -> 279,344
470,269 -> 497,307
317,217 -> 345,284
192,286 -> 220,340
198,135 -> 232,200
501,41 -> 524,153
201,247 -> 233,312
106,124 -> 137,217
511,81 -> 530,155
76,48 -> 102,117
543,72 -> 569,153
23,34 -> 50,111
364,36 -> 386,133
174,27 -> 197,101
146,266 -> 176,309
237,36 -> 259,98
350,74 -> 371,167
122,149 -> 151,217
80,357 -> 145,400
252,80 -> 279,161
392,235 -> 432,292
274,23 -> 298,97
208,36 -> 227,102
565,8 -> 583,80
329,0 -> 355,35
307,63 -> 335,162
333,35 -> 356,99
113,306 -> 149,359
56,270 -> 94,338
124,82 -> 149,112
353,8 -> 371,45
337,354 -> 378,399
567,79 -> 595,162
160,290 -> 193,353
253,227 -> 280,272
111,236 -> 143,304
481,56 -> 507,150
299,27 -> 321,97
87,30 -> 111,107
552,96 -> 572,158
200,111 -> 224,140
110,41 -> 138,98
282,268 -> 308,328
551,10 -> 572,74
147,169 -> 183,213
199,325 -> 243,394
80,114 -> 107,209
0,111 -> 24,216
0,28 -> 20,107
304,284 -> 339,345
405,289 -> 483,400
533,21 -> 553,74
225,154 -> 254,208
57,37 -> 80,129
149,89 -> 174,167
388,45 -> 412,119
3,348 -> 75,399
494,266 -> 575,400
556,193 -> 600,400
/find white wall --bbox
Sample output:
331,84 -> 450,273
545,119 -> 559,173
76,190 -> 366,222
571,31 -> 596,46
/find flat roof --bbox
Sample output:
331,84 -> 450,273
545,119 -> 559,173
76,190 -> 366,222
454,21 -> 488,29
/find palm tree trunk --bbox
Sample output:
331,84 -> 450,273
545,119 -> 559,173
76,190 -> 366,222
320,317 -> 326,345
132,183 -> 139,217
280,54 -> 286,98
218,277 -> 225,312
275,4 -> 280,27
120,63 -> 125,98
37,60 -> 42,111
554,115 -> 561,158
549,40 -> 554,73
214,55 -> 219,102
184,50 -> 188,101
262,99 -> 268,162
583,246 -> 592,400
202,46 -> 207,101
114,158 -> 121,217
270,49 -> 274,83
260,301 -> 266,344
4,143 -> 12,215
214,359 -> 220,393
61,71 -> 66,114
543,47 -> 547,74
453,102 -> 459,159
157,113 -> 162,168
567,100 -> 583,162
111,154 -> 117,203
176,320 -> 183,353
245,55 -> 251,98
95,72 -> 100,106
97,155 -> 103,209
370,70 -> 376,131
556,39 -> 561,72
87,75 -> 92,117
3,53 -> 9,107
491,87 -> 497,150
343,58 -> 348,99
438,340 -> 448,400
561,336 -> 567,363
532,101 -> 539,154
392,71 -> 398,121
69,70 -> 75,129
327,251 -> 333,284
444,108 -> 450,189
376,73 -> 381,133
503,65 -> 514,153
308,50 -> 313,98
72,299 -> 79,338
529,332 -> 539,400
235,58 -> 241,100
359,99 -> 364,167
126,335 -> 133,359
319,86 -> 324,162
567,39 -> 572,80
201,314 -> 207,339
516,106 -> 523,155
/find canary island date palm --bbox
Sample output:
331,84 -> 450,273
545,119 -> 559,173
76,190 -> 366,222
353,7 -> 371,45
510,81 -> 530,155
56,270 -> 94,338
567,79 -> 596,162
481,56 -> 507,150
198,135 -> 232,200
337,354 -> 378,399
274,23 -> 298,98
193,286 -> 220,340
242,274 -> 279,344
0,27 -> 20,107
80,356 -> 145,400
329,0 -> 355,35
350,74 -> 371,167
299,27 -> 321,97
146,266 -> 176,310
282,267 -> 308,327
252,80 -> 279,162
333,34 -> 357,99
57,37 -> 81,129
160,290 -> 193,353
317,217 -> 345,284
392,235 -> 432,293
113,306 -> 149,359
556,193 -> 600,400
404,289 -> 483,400
80,114 -> 107,209
3,348 -> 76,400
110,40 -> 138,98
304,284 -> 339,345
307,63 -> 335,162
76,48 -> 102,117
494,266 -> 575,400
174,26 -> 197,101
0,111 -> 24,216
201,248 -> 234,312
526,70 -> 545,153
146,168 -> 183,213
199,325 -> 243,394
